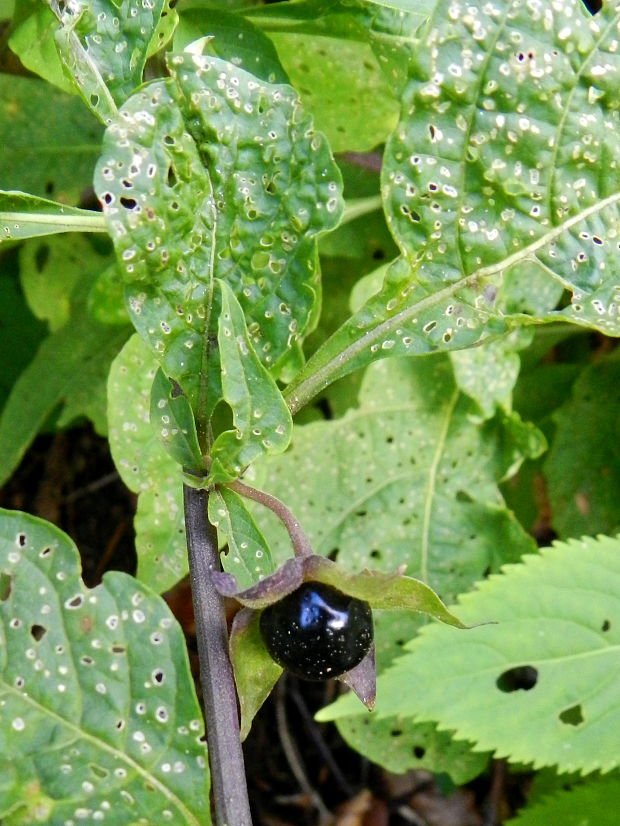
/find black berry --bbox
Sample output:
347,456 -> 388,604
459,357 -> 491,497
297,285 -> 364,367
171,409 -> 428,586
259,581 -> 373,681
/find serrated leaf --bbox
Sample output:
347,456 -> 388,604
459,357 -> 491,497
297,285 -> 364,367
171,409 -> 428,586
368,534 -> 620,775
208,487 -> 274,589
95,50 -> 343,428
0,508 -> 209,825
150,369 -> 205,474
51,0 -> 173,123
209,281 -> 292,482
0,75 -> 101,203
0,191 -> 105,244
286,0 -> 620,411
108,334 -> 186,593
505,777 -> 620,826
336,715 -> 488,785
545,357 -> 620,539
228,608 -> 282,741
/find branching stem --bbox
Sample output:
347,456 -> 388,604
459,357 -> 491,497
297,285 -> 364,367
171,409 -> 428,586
183,485 -> 253,826
226,479 -> 314,558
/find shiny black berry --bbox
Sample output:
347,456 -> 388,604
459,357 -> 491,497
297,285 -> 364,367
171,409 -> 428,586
259,581 -> 373,681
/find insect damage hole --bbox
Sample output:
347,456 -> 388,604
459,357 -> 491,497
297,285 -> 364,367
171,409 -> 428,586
559,704 -> 584,726
496,665 -> 538,692
30,624 -> 47,642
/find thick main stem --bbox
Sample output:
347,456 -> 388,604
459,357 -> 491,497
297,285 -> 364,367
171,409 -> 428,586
183,485 -> 253,826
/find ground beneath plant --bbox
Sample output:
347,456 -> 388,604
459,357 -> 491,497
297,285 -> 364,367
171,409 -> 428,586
0,426 -> 531,826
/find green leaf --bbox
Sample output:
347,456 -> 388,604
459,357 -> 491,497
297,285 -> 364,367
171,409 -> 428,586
95,50 -> 343,428
336,716 -> 488,785
545,357 -> 620,539
0,237 -> 129,485
286,0 -> 620,412
174,7 -> 289,83
228,609 -> 282,741
0,192 -> 106,244
19,234 -> 83,332
0,508 -> 208,825
505,777 -> 620,826
367,534 -> 620,775
107,335 -> 186,593
51,0 -> 173,123
208,486 -> 274,590
150,369 -> 205,474
270,31 -> 399,152
0,75 -> 101,203
209,281 -> 292,482
8,4 -> 75,94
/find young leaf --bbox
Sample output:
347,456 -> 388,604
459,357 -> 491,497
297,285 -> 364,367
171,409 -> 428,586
505,777 -> 620,826
364,535 -> 620,775
208,486 -> 275,590
0,508 -> 209,825
544,356 -> 620,539
108,335 -> 186,593
95,50 -> 343,426
286,0 -> 620,412
50,0 -> 174,123
209,281 -> 293,483
0,191 -> 105,244
8,4 -> 75,94
150,369 -> 205,474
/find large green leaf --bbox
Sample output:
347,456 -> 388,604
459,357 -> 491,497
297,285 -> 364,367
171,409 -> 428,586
0,76 -> 102,204
506,777 -> 620,826
544,356 -> 620,539
344,535 -> 620,775
95,48 -> 343,431
8,3 -> 75,94
51,0 -> 174,123
285,0 -> 620,412
107,335 -> 186,594
0,508 -> 208,825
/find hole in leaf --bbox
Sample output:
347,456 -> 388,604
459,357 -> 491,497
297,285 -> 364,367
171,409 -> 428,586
580,0 -> 602,13
167,165 -> 177,188
372,248 -> 386,260
89,764 -> 109,780
413,746 -> 426,759
0,574 -> 13,601
35,244 -> 50,272
17,533 -> 27,547
456,490 -> 473,503
30,624 -> 47,642
153,669 -> 165,684
120,197 -> 137,210
45,181 -> 54,195
496,665 -> 538,693
90,94 -> 99,107
390,729 -> 402,738
559,704 -> 584,726
602,619 -> 611,632
327,548 -> 339,561
370,549 -> 381,560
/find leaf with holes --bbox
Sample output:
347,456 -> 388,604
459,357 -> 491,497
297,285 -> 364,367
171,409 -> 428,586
150,369 -> 205,474
95,48 -> 343,431
51,0 -> 174,123
353,535 -> 620,775
256,355 -> 541,775
544,356 -> 620,540
0,508 -> 209,825
285,0 -> 620,412
209,281 -> 292,483
108,334 -> 186,593
505,776 -> 620,826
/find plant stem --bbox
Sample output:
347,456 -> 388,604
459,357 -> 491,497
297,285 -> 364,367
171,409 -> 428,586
227,479 -> 314,557
183,484 -> 253,826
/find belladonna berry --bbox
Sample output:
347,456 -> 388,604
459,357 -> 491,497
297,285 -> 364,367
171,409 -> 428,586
259,581 -> 373,680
